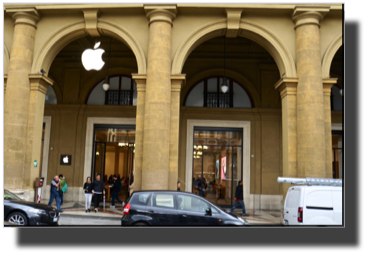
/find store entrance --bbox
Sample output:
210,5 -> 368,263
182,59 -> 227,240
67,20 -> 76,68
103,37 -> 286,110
92,125 -> 135,198
192,127 -> 243,207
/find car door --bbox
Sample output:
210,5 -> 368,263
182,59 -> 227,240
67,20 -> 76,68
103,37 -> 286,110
177,194 -> 218,225
145,192 -> 179,225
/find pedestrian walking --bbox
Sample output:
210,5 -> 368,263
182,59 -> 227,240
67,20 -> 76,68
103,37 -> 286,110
83,176 -> 93,213
58,174 -> 66,205
48,175 -> 62,212
228,180 -> 248,216
110,175 -> 125,208
92,174 -> 105,213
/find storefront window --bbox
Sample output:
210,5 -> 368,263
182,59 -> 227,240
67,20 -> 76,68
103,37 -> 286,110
332,131 -> 343,179
192,127 -> 242,207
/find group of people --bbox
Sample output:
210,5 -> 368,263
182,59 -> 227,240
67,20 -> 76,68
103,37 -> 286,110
83,174 -> 134,213
47,174 -> 67,212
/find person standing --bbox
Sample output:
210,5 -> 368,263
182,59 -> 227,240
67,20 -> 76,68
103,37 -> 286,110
58,174 -> 66,205
83,176 -> 93,213
177,182 -> 181,191
110,175 -> 125,208
48,175 -> 62,212
92,174 -> 105,213
228,180 -> 248,216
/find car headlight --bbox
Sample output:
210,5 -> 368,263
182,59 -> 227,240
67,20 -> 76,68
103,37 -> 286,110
29,208 -> 46,215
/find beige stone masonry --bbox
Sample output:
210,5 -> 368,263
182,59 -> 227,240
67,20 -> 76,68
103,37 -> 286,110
133,74 -> 147,192
24,75 -> 54,189
293,7 -> 328,178
141,6 -> 177,190
275,77 -> 298,198
225,9 -> 243,38
4,10 -> 40,191
323,78 -> 338,178
169,75 -> 185,190
83,9 -> 101,37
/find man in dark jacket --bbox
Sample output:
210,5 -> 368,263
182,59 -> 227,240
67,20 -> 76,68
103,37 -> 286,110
110,175 -> 125,208
92,173 -> 105,213
228,180 -> 248,216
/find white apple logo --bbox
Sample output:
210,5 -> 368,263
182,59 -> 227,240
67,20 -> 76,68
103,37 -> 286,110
63,156 -> 69,163
81,42 -> 105,71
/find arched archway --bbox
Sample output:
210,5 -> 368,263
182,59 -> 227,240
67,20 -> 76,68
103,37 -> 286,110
172,19 -> 296,78
31,19 -> 147,76
322,34 -> 342,78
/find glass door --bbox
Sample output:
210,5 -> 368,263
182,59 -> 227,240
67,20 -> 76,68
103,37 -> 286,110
93,142 -> 106,180
192,127 -> 243,207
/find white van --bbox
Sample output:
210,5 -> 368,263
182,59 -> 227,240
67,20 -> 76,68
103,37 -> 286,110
278,177 -> 342,226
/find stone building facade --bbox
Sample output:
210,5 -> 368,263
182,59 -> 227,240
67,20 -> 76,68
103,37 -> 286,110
3,3 -> 343,211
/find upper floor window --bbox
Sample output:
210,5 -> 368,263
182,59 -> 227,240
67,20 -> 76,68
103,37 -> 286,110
87,75 -> 137,106
184,77 -> 252,108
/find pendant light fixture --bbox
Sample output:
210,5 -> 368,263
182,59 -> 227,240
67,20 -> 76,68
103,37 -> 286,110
102,37 -> 112,91
221,36 -> 229,93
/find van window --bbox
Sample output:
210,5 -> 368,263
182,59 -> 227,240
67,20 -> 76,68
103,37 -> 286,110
332,189 -> 342,210
286,189 -> 301,208
305,190 -> 333,208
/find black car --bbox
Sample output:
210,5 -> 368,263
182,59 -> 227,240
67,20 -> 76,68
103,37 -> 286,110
121,191 -> 249,226
4,189 -> 60,226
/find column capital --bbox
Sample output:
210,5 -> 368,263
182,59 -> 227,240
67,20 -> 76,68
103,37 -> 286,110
171,74 -> 186,92
132,74 -> 147,92
6,8 -> 40,28
29,74 -> 54,95
292,6 -> 330,29
323,78 -> 338,96
144,5 -> 177,26
274,77 -> 298,99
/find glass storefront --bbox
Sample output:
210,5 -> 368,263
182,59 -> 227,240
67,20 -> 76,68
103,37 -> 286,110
92,125 -> 136,183
332,131 -> 343,179
192,127 -> 243,207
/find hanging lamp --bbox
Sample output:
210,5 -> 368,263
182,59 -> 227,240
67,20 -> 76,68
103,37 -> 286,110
102,37 -> 112,91
221,36 -> 229,93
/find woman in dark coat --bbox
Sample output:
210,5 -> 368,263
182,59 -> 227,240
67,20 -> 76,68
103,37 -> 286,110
91,174 -> 105,213
83,176 -> 93,213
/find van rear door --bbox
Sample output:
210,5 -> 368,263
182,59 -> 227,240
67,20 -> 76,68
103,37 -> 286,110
284,187 -> 302,225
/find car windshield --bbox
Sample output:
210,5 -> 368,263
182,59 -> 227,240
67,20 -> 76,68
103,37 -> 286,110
4,190 -> 22,200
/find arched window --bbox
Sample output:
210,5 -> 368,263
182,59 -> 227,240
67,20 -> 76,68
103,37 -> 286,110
87,75 -> 137,106
45,85 -> 57,104
184,77 -> 252,108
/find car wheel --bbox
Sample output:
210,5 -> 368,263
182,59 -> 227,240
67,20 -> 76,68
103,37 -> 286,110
134,222 -> 147,226
7,212 -> 28,226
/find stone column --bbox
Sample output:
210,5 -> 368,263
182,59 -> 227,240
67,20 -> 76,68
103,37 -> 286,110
323,78 -> 338,178
275,78 -> 298,198
4,9 -> 40,192
292,7 -> 329,178
25,75 -> 54,191
132,74 -> 147,192
169,75 -> 185,190
142,6 -> 176,190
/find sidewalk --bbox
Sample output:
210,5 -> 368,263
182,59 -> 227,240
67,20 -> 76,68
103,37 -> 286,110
41,199 -> 282,226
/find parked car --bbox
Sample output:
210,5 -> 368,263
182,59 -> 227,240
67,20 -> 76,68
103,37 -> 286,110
121,190 -> 249,226
4,189 -> 60,226
278,177 -> 342,226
